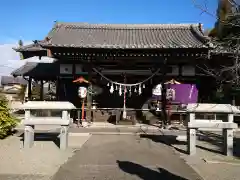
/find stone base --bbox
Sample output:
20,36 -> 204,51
117,119 -> 136,125
82,121 -> 89,127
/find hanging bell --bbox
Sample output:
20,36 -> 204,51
110,84 -> 114,93
143,84 -> 145,89
107,83 -> 110,86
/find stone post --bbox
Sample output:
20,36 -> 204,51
60,125 -> 69,150
60,110 -> 69,150
24,110 -> 35,148
187,113 -> 196,155
223,114 -> 234,156
116,110 -> 121,124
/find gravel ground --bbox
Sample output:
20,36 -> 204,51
3,123 -> 240,180
0,134 -> 90,180
0,174 -> 51,180
171,135 -> 240,180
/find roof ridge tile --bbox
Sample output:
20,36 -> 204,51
61,22 -> 199,30
37,21 -> 210,49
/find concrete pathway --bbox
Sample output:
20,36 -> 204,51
52,135 -> 203,180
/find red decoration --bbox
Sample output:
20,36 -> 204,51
73,76 -> 90,125
73,76 -> 90,84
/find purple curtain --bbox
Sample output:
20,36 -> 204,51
152,84 -> 198,104
166,84 -> 198,104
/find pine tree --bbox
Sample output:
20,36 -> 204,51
18,39 -> 24,60
0,95 -> 19,139
210,0 -> 233,37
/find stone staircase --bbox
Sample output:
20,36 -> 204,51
92,110 -> 111,122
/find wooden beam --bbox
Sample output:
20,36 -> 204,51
56,77 -> 60,100
28,77 -> 32,101
40,80 -> 44,100
86,64 -> 93,122
47,49 -> 52,57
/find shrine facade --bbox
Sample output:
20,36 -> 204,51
12,22 -> 215,123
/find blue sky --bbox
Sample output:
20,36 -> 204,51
0,0 -> 218,43
0,0 -> 218,76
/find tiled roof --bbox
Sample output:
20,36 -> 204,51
1,76 -> 27,86
11,62 -> 58,77
39,22 -> 210,49
13,41 -> 46,52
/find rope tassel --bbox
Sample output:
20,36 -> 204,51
92,68 -> 160,96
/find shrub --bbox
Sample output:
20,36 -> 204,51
0,95 -> 19,139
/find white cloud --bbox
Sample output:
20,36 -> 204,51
0,42 -> 31,76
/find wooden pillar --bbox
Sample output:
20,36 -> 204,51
40,80 -> 44,100
28,77 -> 32,101
161,59 -> 168,127
56,77 -> 60,100
123,73 -> 127,119
86,64 -> 92,122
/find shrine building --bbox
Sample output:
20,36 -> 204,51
11,22 -> 215,123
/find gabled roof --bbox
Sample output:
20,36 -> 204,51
11,62 -> 58,77
13,40 -> 47,52
1,76 -> 27,86
39,22 -> 210,49
10,56 -> 58,77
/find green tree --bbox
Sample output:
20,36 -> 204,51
209,0 -> 239,38
212,0 -> 232,37
0,95 -> 19,139
18,39 -> 24,60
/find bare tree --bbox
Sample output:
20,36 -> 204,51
192,0 -> 240,104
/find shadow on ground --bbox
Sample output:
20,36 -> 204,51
140,132 -> 240,158
19,132 -> 60,148
197,131 -> 240,158
140,134 -> 187,154
117,160 -> 189,180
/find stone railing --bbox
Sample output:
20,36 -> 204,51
22,101 -> 76,150
186,103 -> 239,156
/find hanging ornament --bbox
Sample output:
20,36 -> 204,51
138,85 -> 142,95
129,86 -> 132,97
134,86 -> 137,93
119,85 -> 122,96
143,84 -> 145,89
107,83 -> 110,86
110,84 -> 114,93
